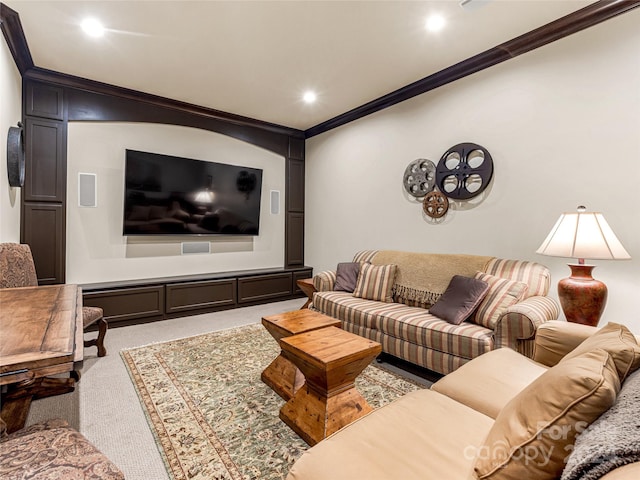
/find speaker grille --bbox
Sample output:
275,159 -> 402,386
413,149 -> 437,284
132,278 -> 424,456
270,190 -> 280,215
78,173 -> 97,207
181,242 -> 211,255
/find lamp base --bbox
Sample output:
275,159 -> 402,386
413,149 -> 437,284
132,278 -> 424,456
558,264 -> 607,327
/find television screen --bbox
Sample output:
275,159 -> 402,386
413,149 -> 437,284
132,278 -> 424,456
123,149 -> 263,236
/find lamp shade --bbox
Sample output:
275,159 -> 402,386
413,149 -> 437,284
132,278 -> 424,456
536,209 -> 630,261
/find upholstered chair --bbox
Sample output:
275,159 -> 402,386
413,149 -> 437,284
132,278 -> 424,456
0,243 -> 108,357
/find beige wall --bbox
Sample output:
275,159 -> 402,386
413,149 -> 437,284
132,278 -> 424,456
0,35 -> 22,242
66,122 -> 285,284
305,11 -> 640,331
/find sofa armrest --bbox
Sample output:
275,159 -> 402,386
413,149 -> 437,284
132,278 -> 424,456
532,320 -> 598,367
493,295 -> 560,358
313,270 -> 337,292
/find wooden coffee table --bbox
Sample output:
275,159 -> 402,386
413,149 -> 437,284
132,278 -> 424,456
261,310 -> 341,400
279,326 -> 382,445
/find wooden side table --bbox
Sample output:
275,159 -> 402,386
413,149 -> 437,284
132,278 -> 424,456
261,310 -> 340,400
296,278 -> 316,309
279,326 -> 382,446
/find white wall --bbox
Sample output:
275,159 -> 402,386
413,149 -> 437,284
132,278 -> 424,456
306,11 -> 640,331
0,35 -> 22,242
66,122 -> 285,284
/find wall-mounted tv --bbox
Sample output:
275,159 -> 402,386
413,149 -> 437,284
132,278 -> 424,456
123,149 -> 263,236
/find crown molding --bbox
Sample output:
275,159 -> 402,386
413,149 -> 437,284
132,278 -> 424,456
0,2 -> 33,74
305,0 -> 640,138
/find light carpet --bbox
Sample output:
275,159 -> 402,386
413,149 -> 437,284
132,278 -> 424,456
122,323 -> 423,480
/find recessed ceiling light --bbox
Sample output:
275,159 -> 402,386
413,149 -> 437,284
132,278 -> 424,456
425,14 -> 446,33
81,18 -> 105,38
303,91 -> 317,104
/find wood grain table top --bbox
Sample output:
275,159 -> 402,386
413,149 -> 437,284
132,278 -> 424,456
262,309 -> 341,339
0,285 -> 83,385
280,326 -> 382,369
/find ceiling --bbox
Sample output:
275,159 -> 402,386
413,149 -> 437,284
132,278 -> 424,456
5,0 -> 595,131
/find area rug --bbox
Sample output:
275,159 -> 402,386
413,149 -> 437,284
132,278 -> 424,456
121,323 -> 423,480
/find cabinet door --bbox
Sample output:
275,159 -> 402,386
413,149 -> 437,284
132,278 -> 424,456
24,117 -> 66,202
22,203 -> 65,284
237,273 -> 292,304
25,82 -> 64,120
84,286 -> 165,324
166,279 -> 237,314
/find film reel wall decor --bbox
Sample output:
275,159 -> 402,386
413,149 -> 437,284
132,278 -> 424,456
403,142 -> 493,219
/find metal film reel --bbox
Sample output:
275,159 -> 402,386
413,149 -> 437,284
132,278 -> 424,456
435,143 -> 493,200
423,190 -> 449,218
403,158 -> 436,198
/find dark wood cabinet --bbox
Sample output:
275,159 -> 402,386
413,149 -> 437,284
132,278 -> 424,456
82,267 -> 311,326
22,203 -> 64,284
166,279 -> 236,314
238,273 -> 293,304
83,286 -> 165,323
286,212 -> 305,267
24,82 -> 64,120
23,117 -> 65,203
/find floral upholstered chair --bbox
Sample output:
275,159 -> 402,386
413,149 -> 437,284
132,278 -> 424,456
0,418 -> 124,479
0,242 -> 108,357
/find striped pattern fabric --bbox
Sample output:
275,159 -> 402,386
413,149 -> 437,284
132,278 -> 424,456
313,270 -> 336,292
472,272 -> 529,329
494,296 -> 561,355
314,291 -> 493,361
342,323 -> 473,375
353,263 -> 397,303
484,258 -> 550,298
352,250 -> 378,264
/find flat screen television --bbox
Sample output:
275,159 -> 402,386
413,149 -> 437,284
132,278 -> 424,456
123,149 -> 263,236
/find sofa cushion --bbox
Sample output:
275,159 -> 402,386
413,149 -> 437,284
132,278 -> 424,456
314,291 -> 494,359
286,389 -> 494,480
472,272 -> 528,329
562,322 -> 640,382
484,258 -> 551,298
333,262 -> 361,293
474,349 -> 620,480
429,275 -> 489,325
432,347 -> 548,419
353,263 -> 397,302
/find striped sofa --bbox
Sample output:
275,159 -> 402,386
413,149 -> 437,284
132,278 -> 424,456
311,250 -> 560,375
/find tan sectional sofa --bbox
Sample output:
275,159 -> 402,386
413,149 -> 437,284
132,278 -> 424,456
311,250 -> 560,374
287,321 -> 640,480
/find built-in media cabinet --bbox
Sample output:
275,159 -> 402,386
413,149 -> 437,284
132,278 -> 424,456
82,267 -> 312,326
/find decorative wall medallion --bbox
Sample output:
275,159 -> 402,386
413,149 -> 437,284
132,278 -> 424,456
423,190 -> 449,218
435,143 -> 493,200
6,122 -> 25,187
403,158 -> 436,197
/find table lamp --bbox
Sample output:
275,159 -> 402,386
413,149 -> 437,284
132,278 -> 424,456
536,206 -> 630,327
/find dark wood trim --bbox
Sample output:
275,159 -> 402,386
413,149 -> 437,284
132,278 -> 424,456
0,3 -> 33,74
24,68 -> 304,146
305,0 -> 640,138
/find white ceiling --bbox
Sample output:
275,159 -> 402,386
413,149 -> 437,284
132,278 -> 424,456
6,0 -> 594,131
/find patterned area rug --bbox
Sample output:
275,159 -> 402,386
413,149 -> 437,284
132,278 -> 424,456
121,323 -> 423,480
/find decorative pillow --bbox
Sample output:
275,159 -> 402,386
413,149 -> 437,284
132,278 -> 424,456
429,275 -> 490,325
472,272 -> 528,329
353,263 -> 397,303
562,322 -> 640,382
475,349 -> 620,480
333,262 -> 361,293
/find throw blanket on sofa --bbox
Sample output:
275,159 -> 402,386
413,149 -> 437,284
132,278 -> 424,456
372,251 -> 493,308
561,368 -> 640,480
